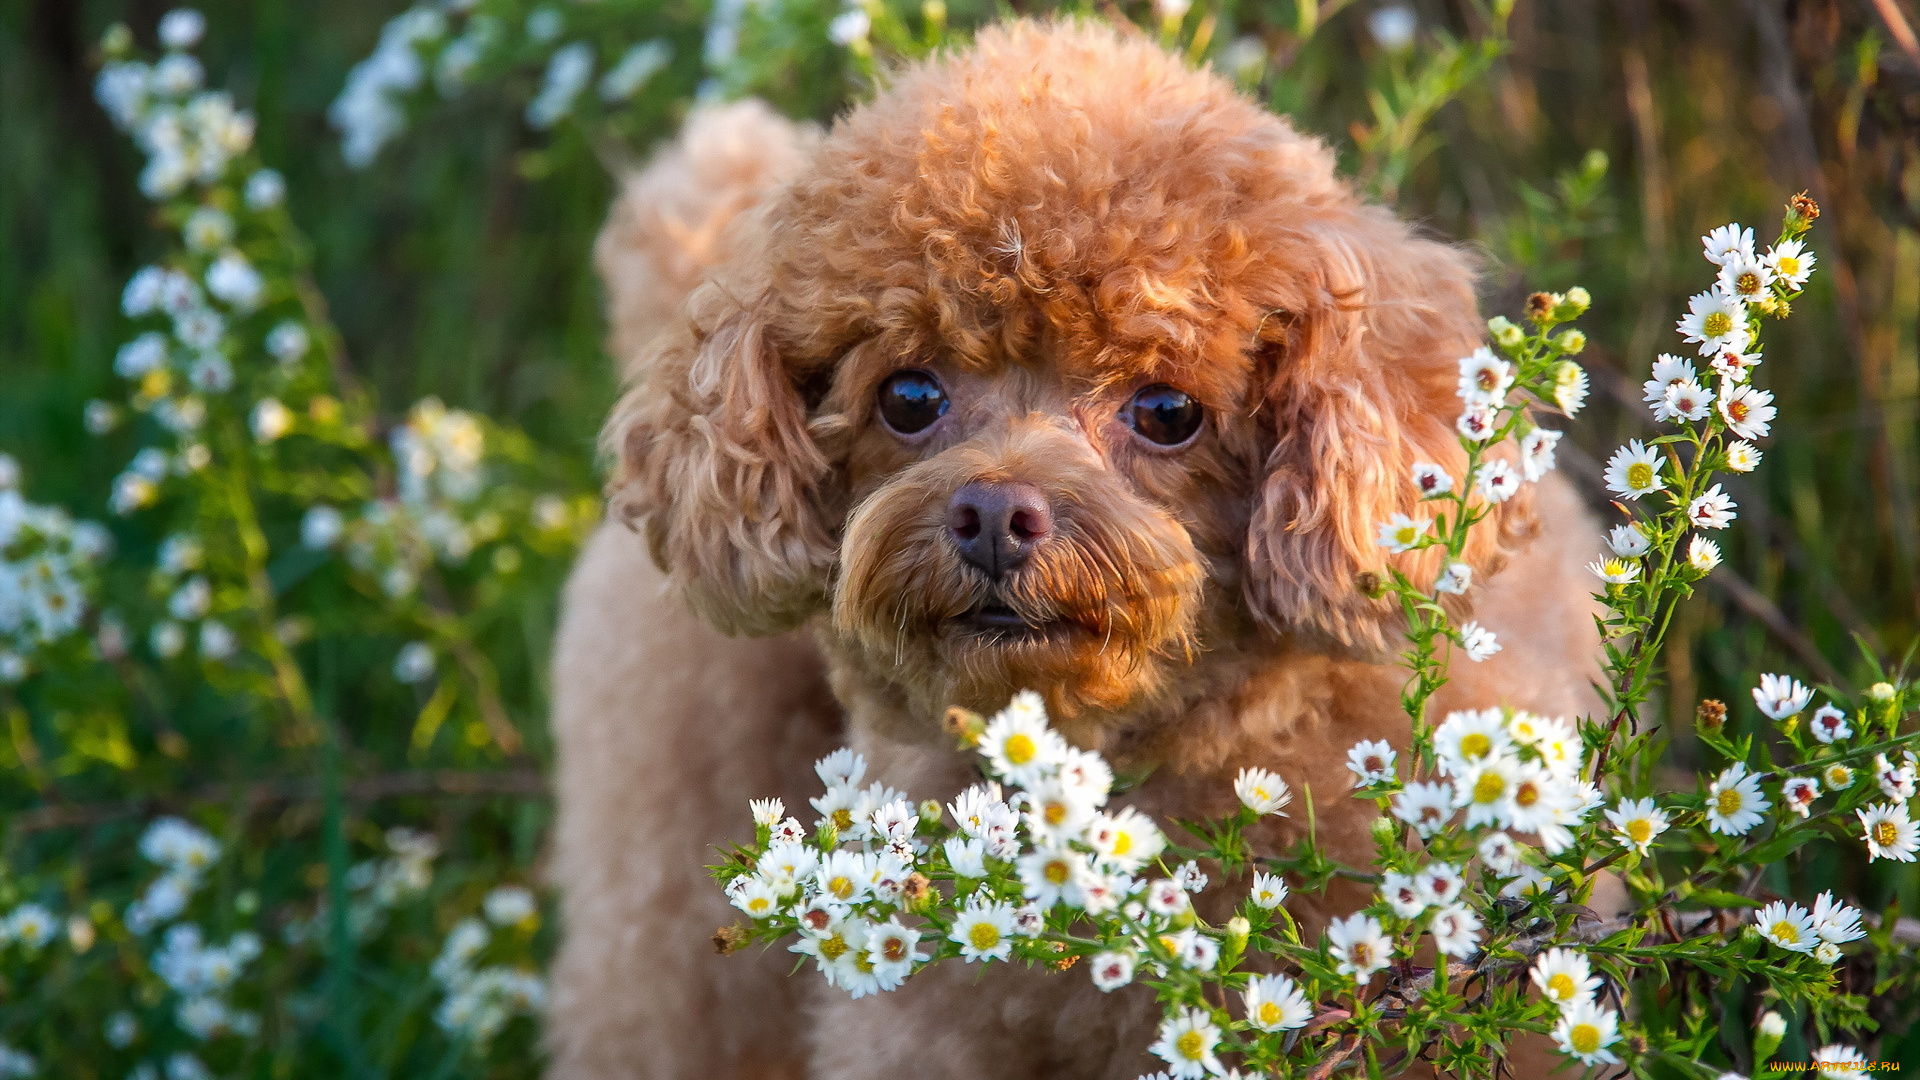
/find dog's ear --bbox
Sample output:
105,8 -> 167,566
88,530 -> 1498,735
1244,203 -> 1535,653
603,282 -> 838,636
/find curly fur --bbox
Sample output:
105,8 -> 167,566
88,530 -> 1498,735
551,21 -> 1602,1079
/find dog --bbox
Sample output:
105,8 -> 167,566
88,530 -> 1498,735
546,21 -> 1602,1079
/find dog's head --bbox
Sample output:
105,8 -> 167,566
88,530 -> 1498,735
608,21 -> 1533,720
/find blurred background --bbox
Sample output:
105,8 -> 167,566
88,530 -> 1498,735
1,0 -> 1917,1073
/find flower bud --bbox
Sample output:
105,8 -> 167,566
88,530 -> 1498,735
1786,191 -> 1820,236
1696,699 -> 1726,734
1869,682 -> 1896,702
1525,291 -> 1558,324
1556,287 -> 1591,320
1554,328 -> 1587,355
901,872 -> 933,909
101,22 -> 134,57
1487,315 -> 1524,350
1221,916 -> 1251,969
1370,816 -> 1398,844
919,799 -> 944,825
942,705 -> 985,747
1753,1010 -> 1786,1060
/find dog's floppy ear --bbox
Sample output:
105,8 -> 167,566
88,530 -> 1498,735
603,280 -> 838,636
1244,203 -> 1535,653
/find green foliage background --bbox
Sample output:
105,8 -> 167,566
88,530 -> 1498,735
1,0 -> 1917,1073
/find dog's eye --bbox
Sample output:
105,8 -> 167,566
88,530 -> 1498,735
877,370 -> 949,435
1127,384 -> 1203,446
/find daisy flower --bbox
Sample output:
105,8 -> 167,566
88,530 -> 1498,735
1754,673 -> 1814,719
1455,756 -> 1521,829
728,876 -> 783,919
1604,440 -> 1667,500
1553,362 -> 1590,415
816,748 -> 867,788
1712,347 -> 1762,384
1765,238 -> 1816,289
1087,950 -> 1135,991
1813,941 -> 1842,964
1678,287 -> 1750,356
866,917 -> 926,981
1706,763 -> 1771,835
1380,871 -> 1426,918
1824,764 -> 1856,791
1643,354 -> 1697,405
1553,1001 -> 1622,1066
1720,383 -> 1777,440
1813,1045 -> 1868,1078
750,798 -> 785,827
1145,879 -> 1190,918
1781,776 -> 1819,818
1520,427 -> 1562,481
1346,739 -> 1397,786
1456,404 -> 1497,442
1504,762 -> 1569,833
1660,378 -> 1715,424
1688,485 -> 1737,530
1434,709 -> 1512,775
1174,861 -> 1208,893
979,692 -> 1068,787
1244,973 -> 1314,1032
816,850 -> 873,905
1056,748 -> 1114,802
1587,557 -> 1641,585
1457,347 -> 1515,404
1375,513 -> 1430,553
1434,561 -> 1472,595
1168,927 -> 1220,972
1531,947 -> 1601,1008
1016,846 -> 1088,909
1717,253 -> 1774,302
1875,753 -> 1917,801
1474,459 -> 1521,503
1023,779 -> 1097,842
1478,831 -> 1525,876
1415,863 -> 1465,908
757,841 -> 821,890
1011,905 -> 1043,937
1811,891 -> 1866,945
1606,522 -> 1651,557
1808,704 -> 1851,744
1233,767 -> 1293,816
1148,1007 -> 1224,1080
943,835 -> 988,879
1390,781 -> 1455,837
1086,807 -> 1165,872
1687,535 -> 1722,572
1458,621 -> 1500,662
1247,871 -> 1289,910
1429,903 -> 1482,958
1702,223 -> 1755,265
1326,913 -> 1390,984
1507,711 -> 1547,744
1412,462 -> 1453,498
1756,900 -> 1817,953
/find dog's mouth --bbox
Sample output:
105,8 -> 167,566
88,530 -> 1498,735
950,602 -> 1077,643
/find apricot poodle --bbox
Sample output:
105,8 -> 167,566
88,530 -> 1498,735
547,21 -> 1602,1079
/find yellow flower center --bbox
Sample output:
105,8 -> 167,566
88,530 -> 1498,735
1395,526 -> 1417,545
826,876 -> 855,901
1044,802 -> 1067,826
969,922 -> 1000,951
831,808 -> 853,831
1703,311 -> 1733,337
818,933 -> 848,961
1770,920 -> 1799,944
1626,462 -> 1654,489
1727,399 -> 1749,422
1716,789 -> 1743,817
747,896 -> 771,914
1777,256 -> 1800,276
1043,859 -> 1071,884
1004,733 -> 1036,765
1569,1023 -> 1601,1055
1547,972 -> 1575,1000
1175,1030 -> 1206,1061
1459,733 -> 1491,759
1875,821 -> 1899,847
1473,772 -> 1507,804
1735,271 -> 1762,294
1627,819 -> 1652,843
1111,832 -> 1133,856
1258,1002 -> 1282,1026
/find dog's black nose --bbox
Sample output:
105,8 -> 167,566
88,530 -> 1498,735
947,481 -> 1052,579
